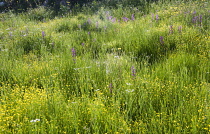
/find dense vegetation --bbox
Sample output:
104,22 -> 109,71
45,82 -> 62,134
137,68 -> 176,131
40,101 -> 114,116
0,0 -> 210,133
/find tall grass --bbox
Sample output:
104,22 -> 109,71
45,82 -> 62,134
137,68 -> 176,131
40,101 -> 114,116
0,0 -> 210,133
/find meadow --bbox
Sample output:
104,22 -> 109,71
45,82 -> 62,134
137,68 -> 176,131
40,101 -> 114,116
0,0 -> 210,133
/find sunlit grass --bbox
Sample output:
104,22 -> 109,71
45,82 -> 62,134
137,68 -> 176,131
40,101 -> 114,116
0,0 -> 210,133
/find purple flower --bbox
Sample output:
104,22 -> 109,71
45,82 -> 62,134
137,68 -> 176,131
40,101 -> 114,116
71,48 -> 76,57
42,31 -> 45,38
192,16 -> 198,23
131,14 -> 135,21
111,18 -> 116,23
199,15 -> 202,23
122,17 -> 129,22
131,66 -> 136,77
169,25 -> 173,34
178,26 -> 182,33
160,36 -> 164,45
81,43 -> 85,46
156,14 -> 159,21
88,31 -> 90,35
107,16 -> 113,20
109,83 -> 113,94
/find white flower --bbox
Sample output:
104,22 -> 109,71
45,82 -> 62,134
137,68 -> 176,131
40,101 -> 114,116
125,89 -> 135,93
30,119 -> 40,122
95,89 -> 100,91
126,83 -> 132,85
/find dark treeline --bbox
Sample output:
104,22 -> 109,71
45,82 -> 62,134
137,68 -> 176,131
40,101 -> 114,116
0,0 -> 159,13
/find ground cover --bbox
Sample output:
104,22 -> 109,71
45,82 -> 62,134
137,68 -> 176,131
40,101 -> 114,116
0,0 -> 210,133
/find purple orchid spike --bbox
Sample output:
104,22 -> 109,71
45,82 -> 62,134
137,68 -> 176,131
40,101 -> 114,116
178,26 -> 182,33
109,83 -> 113,94
42,31 -> 45,38
71,48 -> 76,57
156,14 -> 159,21
122,17 -> 129,22
111,18 -> 116,23
107,16 -> 113,20
199,15 -> 202,23
131,66 -> 136,77
160,36 -> 164,45
71,48 -> 76,63
169,25 -> 173,34
192,16 -> 198,24
131,14 -> 135,21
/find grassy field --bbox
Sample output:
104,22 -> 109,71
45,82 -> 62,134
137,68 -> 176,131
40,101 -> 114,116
0,0 -> 210,133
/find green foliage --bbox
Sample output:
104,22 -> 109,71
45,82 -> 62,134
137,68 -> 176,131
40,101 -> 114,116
26,6 -> 54,21
1,0 -> 210,133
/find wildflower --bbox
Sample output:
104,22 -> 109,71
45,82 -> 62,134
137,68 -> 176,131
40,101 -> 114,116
107,16 -> 113,20
169,25 -> 173,34
160,36 -> 164,45
71,48 -> 76,57
156,14 -> 159,21
122,17 -> 129,22
125,89 -> 135,93
109,83 -> 113,93
111,18 -> 116,23
199,15 -> 202,23
131,66 -> 136,77
114,56 -> 120,59
178,26 -> 182,33
30,119 -> 40,123
126,83 -> 132,85
42,31 -> 45,38
88,31 -> 90,35
192,16 -> 198,24
95,89 -> 100,91
131,14 -> 135,21
81,43 -> 85,46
